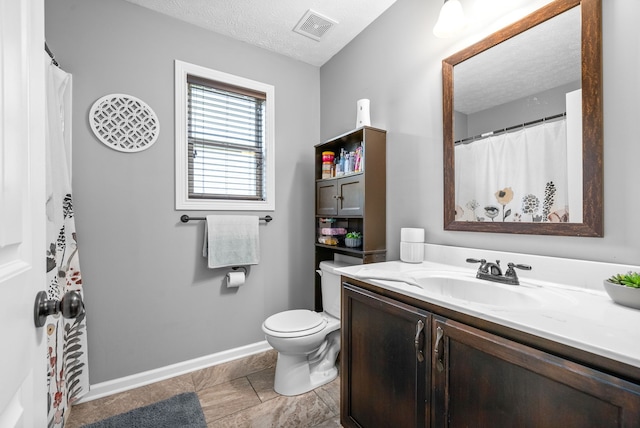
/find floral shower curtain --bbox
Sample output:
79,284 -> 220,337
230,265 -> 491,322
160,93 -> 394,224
45,56 -> 89,427
455,119 -> 569,223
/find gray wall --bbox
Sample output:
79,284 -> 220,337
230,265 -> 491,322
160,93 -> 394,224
464,81 -> 580,139
46,0 -> 319,383
321,0 -> 640,264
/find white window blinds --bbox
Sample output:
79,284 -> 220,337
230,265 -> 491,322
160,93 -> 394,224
187,75 -> 266,201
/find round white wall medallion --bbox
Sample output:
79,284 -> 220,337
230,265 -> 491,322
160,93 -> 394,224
89,94 -> 159,152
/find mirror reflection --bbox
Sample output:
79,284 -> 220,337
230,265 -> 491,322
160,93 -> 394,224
442,0 -> 603,236
454,6 -> 581,223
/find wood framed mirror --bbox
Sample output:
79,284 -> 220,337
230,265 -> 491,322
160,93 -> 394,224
442,0 -> 602,236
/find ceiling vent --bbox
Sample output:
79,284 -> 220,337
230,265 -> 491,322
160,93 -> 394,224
293,9 -> 338,41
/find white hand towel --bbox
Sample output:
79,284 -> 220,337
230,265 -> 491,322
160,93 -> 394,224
203,215 -> 260,269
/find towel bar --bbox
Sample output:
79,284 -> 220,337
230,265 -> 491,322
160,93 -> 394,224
180,214 -> 273,224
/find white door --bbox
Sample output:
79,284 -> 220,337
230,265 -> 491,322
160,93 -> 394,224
0,0 -> 48,426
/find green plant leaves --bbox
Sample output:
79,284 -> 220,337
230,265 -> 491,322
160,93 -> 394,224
608,272 -> 640,288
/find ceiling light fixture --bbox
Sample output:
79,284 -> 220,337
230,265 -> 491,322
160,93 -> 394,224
433,0 -> 465,38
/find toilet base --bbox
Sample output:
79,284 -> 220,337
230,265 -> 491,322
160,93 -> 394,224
273,330 -> 340,396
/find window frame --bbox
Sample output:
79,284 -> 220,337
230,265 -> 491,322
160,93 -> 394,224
175,60 -> 275,211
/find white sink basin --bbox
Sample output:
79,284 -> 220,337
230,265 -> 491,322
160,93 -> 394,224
412,273 -> 545,309
347,267 -> 576,310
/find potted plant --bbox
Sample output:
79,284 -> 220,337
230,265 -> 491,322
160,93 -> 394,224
345,231 -> 362,248
603,272 -> 640,309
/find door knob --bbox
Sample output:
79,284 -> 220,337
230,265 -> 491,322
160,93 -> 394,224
34,290 -> 84,328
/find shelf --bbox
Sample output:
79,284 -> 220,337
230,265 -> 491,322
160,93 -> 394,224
315,243 -> 386,256
316,172 -> 363,183
316,215 -> 363,220
314,126 -> 386,148
315,243 -> 362,254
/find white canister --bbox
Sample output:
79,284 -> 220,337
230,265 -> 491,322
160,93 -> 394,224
400,228 -> 425,263
356,99 -> 371,128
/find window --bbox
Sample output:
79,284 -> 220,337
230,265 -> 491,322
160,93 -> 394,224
175,60 -> 275,210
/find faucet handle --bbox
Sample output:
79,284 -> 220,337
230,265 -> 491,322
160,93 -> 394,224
505,262 -> 532,279
466,258 -> 488,273
508,263 -> 532,271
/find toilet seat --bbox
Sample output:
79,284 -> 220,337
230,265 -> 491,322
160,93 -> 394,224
263,310 -> 327,338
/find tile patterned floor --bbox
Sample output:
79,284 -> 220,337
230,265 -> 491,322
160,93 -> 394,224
66,350 -> 342,427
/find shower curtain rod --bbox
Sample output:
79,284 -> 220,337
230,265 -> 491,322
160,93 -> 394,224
45,42 -> 59,67
180,214 -> 273,223
455,112 -> 566,145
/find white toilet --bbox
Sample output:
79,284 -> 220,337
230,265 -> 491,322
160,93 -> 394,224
262,260 -> 352,396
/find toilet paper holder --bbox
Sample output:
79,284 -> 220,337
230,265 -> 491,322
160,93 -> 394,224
231,266 -> 248,275
226,266 -> 248,288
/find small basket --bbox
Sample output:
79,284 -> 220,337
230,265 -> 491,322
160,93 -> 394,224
318,236 -> 339,246
318,227 -> 347,236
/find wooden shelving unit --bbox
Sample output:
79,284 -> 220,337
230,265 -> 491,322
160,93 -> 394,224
314,126 -> 386,310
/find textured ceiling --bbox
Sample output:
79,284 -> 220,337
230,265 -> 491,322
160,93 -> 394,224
454,6 -> 581,114
123,0 -> 398,66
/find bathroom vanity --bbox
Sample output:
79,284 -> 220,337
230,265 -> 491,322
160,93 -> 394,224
338,250 -> 640,428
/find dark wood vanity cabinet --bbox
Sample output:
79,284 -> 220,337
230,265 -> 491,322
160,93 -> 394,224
432,317 -> 640,428
341,284 -> 430,428
342,281 -> 640,428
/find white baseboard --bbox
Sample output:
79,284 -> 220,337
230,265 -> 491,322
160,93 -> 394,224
78,341 -> 272,404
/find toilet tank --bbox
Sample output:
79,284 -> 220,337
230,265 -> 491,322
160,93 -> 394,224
319,260 -> 354,319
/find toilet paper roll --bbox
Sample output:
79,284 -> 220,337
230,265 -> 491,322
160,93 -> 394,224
226,271 -> 245,288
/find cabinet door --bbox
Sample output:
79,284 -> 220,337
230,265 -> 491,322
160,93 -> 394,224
316,180 -> 337,216
337,175 -> 363,216
432,317 -> 640,428
342,284 -> 430,428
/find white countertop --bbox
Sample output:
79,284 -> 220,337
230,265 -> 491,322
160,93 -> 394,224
337,258 -> 640,371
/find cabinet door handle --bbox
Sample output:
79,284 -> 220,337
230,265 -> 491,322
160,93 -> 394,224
434,326 -> 444,372
414,320 -> 425,363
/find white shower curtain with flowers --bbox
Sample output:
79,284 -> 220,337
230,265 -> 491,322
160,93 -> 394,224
45,57 -> 89,427
455,119 -> 570,223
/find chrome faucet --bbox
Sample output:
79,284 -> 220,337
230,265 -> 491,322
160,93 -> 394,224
484,260 -> 503,276
466,258 -> 532,286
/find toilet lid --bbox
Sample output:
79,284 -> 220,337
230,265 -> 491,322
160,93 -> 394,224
264,309 -> 324,333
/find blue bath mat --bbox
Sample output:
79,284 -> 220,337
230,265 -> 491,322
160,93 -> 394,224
81,392 -> 206,428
